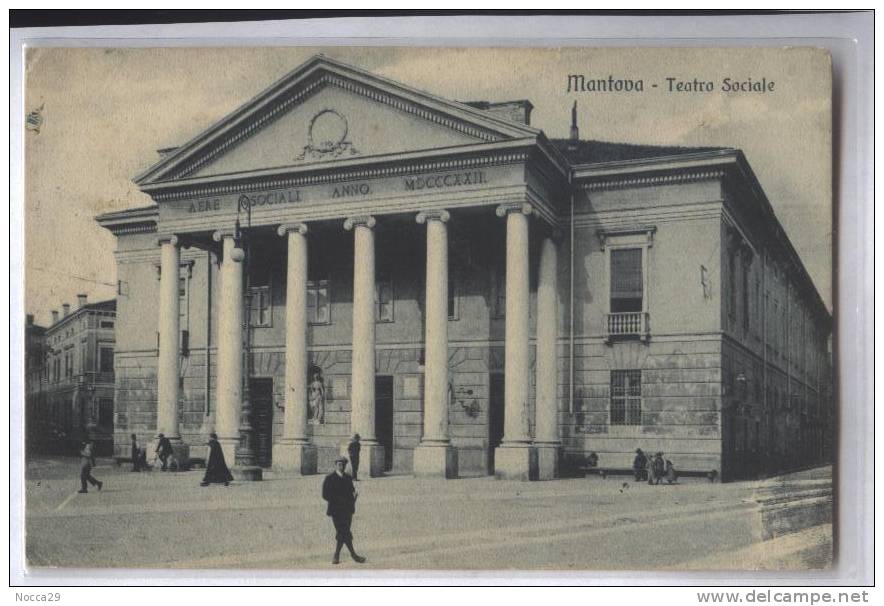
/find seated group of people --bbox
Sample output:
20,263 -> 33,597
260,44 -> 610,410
632,448 -> 678,485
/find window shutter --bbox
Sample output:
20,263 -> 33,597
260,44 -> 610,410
610,249 -> 643,299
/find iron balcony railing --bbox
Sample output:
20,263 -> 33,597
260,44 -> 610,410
606,311 -> 650,342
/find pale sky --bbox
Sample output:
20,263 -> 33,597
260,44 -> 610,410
23,46 -> 832,325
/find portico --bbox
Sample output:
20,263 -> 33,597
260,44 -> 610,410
100,54 -> 569,481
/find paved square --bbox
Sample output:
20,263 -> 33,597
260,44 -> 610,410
24,457 -> 832,571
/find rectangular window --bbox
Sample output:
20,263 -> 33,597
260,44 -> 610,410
100,320 -> 114,329
307,280 -> 330,325
493,271 -> 506,318
375,277 -> 394,323
99,346 -> 114,374
79,340 -> 89,374
64,350 -> 73,378
248,285 -> 272,327
448,274 -> 458,320
610,369 -> 642,426
610,248 -> 643,313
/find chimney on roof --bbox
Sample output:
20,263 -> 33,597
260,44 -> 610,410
568,101 -> 579,152
77,293 -> 87,308
51,310 -> 59,324
62,303 -> 70,318
26,314 -> 34,327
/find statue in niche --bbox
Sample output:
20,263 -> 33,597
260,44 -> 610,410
308,367 -> 325,424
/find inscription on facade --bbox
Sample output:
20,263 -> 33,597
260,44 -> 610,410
404,170 -> 487,191
187,198 -> 222,213
331,182 -> 371,198
186,189 -> 301,213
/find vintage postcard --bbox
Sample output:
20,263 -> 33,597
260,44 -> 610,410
23,46 -> 833,572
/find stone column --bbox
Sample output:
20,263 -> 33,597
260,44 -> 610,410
535,234 -> 560,480
273,223 -> 317,475
211,231 -> 247,467
494,202 -> 538,480
156,235 -> 189,466
413,210 -> 458,478
344,215 -> 385,477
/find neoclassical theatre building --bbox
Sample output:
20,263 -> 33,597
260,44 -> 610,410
97,55 -> 832,481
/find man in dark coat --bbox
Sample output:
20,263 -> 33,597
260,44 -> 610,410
156,433 -> 173,471
347,434 -> 361,481
200,432 -> 233,486
131,434 -> 142,472
632,448 -> 648,482
322,456 -> 366,565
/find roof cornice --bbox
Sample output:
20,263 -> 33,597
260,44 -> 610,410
141,139 -> 535,201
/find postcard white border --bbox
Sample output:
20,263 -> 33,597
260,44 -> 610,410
8,12 -> 874,588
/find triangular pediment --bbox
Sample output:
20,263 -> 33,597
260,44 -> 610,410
135,55 -> 539,186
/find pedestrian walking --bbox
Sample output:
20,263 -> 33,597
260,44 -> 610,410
131,434 -> 142,472
632,448 -> 648,482
347,433 -> 361,481
664,458 -> 678,484
156,433 -> 173,471
322,456 -> 366,565
200,432 -> 233,487
78,441 -> 103,494
652,452 -> 665,485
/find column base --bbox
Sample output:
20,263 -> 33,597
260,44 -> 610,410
231,465 -> 263,481
169,443 -> 191,472
272,441 -> 317,475
494,444 -> 538,481
534,443 -> 561,481
413,443 -> 458,479
341,442 -> 386,478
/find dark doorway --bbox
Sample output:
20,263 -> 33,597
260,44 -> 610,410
375,376 -> 394,472
488,373 -> 505,474
250,378 -> 274,468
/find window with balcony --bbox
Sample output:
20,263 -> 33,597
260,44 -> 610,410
610,369 -> 642,426
610,248 -> 643,313
601,226 -> 654,342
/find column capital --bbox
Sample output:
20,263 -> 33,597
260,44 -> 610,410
157,234 -> 179,247
344,215 -> 376,231
416,209 -> 450,225
212,228 -> 236,242
495,202 -> 533,218
277,222 -> 309,237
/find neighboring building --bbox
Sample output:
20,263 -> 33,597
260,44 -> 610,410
27,297 -> 117,456
96,56 -> 832,481
25,314 -> 48,454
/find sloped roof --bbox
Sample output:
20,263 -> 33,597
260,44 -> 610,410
550,138 -> 730,165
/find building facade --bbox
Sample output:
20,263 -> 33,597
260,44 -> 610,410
26,297 -> 117,456
97,56 -> 832,481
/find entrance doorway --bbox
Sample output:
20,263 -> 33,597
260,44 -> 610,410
249,378 -> 274,468
488,373 -> 505,474
375,376 -> 394,472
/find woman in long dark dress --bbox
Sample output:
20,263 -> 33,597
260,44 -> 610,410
201,432 -> 233,487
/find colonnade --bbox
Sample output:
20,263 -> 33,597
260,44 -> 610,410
154,202 -> 561,480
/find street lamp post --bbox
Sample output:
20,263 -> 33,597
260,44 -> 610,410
232,194 -> 262,480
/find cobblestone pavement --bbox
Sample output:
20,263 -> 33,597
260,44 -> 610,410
22,457 -> 832,573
